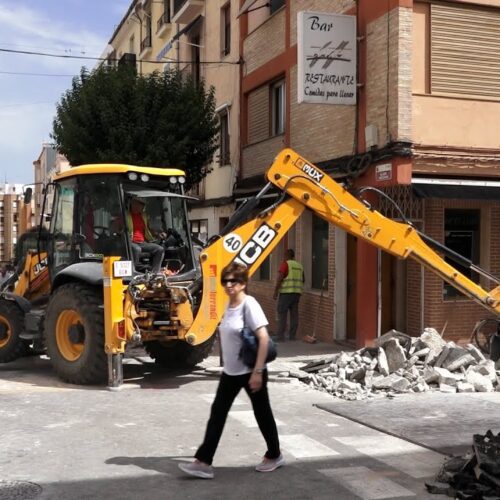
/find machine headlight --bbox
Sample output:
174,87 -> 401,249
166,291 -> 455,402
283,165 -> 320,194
128,172 -> 138,181
178,176 -> 186,184
140,174 -> 149,182
169,176 -> 178,184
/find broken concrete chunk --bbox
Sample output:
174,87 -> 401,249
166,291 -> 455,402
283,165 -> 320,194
288,369 -> 310,379
470,360 -> 497,382
375,329 -> 412,351
439,383 -> 457,393
434,344 -> 452,368
434,367 -> 463,386
420,327 -> 446,349
465,371 -> 494,392
384,338 -> 407,373
364,370 -> 374,389
337,380 -> 359,391
336,352 -> 352,368
412,381 -> 429,393
372,373 -> 411,392
412,347 -> 430,358
423,366 -> 439,384
445,353 -> 476,372
377,347 -> 389,376
457,382 -> 475,393
465,343 -> 486,363
441,346 -> 473,370
351,366 -> 366,381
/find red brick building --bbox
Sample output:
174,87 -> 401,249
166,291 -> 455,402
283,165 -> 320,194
237,0 -> 500,347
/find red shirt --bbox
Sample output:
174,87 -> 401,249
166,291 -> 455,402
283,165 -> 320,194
131,213 -> 146,243
278,261 -> 288,276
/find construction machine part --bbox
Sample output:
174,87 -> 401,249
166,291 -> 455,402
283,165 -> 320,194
0,299 -> 29,363
144,335 -> 216,369
44,283 -> 107,384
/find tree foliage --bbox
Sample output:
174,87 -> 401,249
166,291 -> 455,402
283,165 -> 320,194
52,65 -> 219,189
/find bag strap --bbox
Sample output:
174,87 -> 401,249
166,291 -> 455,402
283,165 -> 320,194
242,299 -> 248,328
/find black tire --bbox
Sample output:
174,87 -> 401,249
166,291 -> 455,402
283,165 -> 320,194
470,318 -> 498,355
0,299 -> 28,363
44,283 -> 107,385
144,335 -> 216,369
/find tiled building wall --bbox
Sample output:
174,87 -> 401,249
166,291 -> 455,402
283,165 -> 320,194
290,66 -> 356,162
241,136 -> 286,179
366,7 -> 412,147
243,9 -> 285,75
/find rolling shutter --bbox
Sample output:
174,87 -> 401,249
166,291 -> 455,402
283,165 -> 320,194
247,86 -> 269,144
431,2 -> 500,99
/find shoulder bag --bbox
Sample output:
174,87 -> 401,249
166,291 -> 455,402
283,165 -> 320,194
239,301 -> 277,368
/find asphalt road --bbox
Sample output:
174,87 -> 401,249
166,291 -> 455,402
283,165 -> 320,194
0,351 -> 453,500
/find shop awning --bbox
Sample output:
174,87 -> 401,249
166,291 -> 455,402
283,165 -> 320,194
412,178 -> 500,200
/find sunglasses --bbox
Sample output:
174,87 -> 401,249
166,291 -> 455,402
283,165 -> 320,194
221,278 -> 243,285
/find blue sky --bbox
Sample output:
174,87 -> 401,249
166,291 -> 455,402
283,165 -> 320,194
0,0 -> 130,184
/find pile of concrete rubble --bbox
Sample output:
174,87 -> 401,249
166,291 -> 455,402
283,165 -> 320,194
426,430 -> 500,498
291,328 -> 500,401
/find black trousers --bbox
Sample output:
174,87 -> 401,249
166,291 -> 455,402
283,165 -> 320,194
195,371 -> 281,465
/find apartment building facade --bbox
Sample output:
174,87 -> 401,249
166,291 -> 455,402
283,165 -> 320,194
32,143 -> 70,227
237,0 -> 500,347
0,184 -> 30,265
105,0 -> 240,243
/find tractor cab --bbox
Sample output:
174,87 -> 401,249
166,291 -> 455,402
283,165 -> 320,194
47,165 -> 195,282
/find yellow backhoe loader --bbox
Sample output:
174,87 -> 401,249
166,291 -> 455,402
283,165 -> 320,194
1,149 -> 499,387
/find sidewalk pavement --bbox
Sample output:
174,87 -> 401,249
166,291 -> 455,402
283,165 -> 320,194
199,339 -> 348,378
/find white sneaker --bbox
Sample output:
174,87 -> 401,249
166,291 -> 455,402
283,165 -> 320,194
255,454 -> 285,472
178,460 -> 214,479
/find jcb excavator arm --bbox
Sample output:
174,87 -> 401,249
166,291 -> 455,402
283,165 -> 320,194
186,148 -> 500,346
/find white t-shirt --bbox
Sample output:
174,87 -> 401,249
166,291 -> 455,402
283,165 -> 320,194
219,295 -> 268,376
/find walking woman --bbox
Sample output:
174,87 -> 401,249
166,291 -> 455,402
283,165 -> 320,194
178,263 -> 284,479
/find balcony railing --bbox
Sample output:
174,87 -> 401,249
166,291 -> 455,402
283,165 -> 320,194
140,34 -> 152,53
157,11 -> 170,33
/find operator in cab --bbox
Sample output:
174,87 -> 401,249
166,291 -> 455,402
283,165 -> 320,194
126,197 -> 165,274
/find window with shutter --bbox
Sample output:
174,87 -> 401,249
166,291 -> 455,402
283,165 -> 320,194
431,3 -> 500,99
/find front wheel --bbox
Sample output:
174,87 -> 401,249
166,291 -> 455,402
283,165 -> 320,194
44,283 -> 107,384
0,300 -> 28,363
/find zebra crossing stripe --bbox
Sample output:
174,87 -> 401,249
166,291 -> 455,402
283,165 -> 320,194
280,434 -> 339,457
334,435 -> 444,478
319,466 -> 415,499
229,410 -> 284,427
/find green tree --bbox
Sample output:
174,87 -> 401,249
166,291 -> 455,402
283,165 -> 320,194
52,65 -> 219,189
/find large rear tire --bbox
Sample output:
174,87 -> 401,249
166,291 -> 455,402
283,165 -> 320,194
44,283 -> 107,384
144,335 -> 216,369
0,300 -> 28,363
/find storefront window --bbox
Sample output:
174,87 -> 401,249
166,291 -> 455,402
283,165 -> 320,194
443,209 -> 480,299
311,214 -> 328,290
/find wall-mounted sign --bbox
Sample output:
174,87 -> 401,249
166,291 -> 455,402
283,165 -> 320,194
297,11 -> 356,105
376,163 -> 392,181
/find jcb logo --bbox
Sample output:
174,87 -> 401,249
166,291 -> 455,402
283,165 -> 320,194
302,164 -> 323,182
34,257 -> 48,276
224,224 -> 277,267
